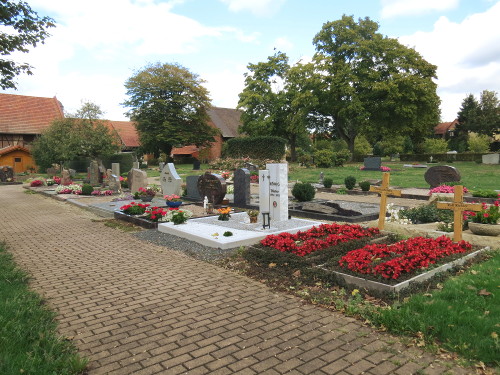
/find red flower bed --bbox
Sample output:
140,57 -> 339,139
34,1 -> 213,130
339,236 -> 472,280
261,223 -> 379,257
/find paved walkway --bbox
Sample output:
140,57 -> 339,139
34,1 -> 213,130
0,185 -> 472,374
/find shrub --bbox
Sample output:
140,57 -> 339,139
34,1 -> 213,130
344,176 -> 356,190
314,139 -> 333,151
471,190 -> 499,198
81,183 -> 94,195
298,154 -> 313,167
468,133 -> 491,153
332,150 -> 351,167
379,136 -> 404,156
359,181 -> 371,191
292,182 -> 316,202
323,177 -> 333,188
423,138 -> 449,154
403,136 -> 414,154
400,203 -> 452,224
225,136 -> 286,161
314,149 -> 334,168
354,135 -> 372,156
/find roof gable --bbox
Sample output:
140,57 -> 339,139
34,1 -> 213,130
0,93 -> 64,134
207,107 -> 242,138
0,144 -> 31,156
105,120 -> 140,148
434,119 -> 458,135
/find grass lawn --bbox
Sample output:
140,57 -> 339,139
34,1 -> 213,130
371,250 -> 500,366
0,243 -> 87,375
145,161 -> 500,190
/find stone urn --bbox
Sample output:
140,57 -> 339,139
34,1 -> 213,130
140,196 -> 154,202
468,222 -> 500,236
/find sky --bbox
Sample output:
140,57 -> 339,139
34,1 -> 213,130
4,0 -> 500,122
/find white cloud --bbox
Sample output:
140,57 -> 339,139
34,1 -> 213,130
272,37 -> 294,52
398,2 -> 500,120
381,0 -> 459,18
202,65 -> 247,109
219,0 -> 286,17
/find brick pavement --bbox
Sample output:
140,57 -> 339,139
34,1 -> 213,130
0,185 -> 472,374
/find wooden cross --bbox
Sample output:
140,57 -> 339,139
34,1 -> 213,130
369,173 -> 402,230
436,185 -> 482,242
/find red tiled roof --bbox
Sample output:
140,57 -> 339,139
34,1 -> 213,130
207,107 -> 242,138
434,119 -> 458,135
0,93 -> 64,134
0,144 -> 31,156
106,120 -> 140,148
171,145 -> 199,155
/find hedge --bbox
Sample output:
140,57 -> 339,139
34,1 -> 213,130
225,136 -> 286,161
399,153 -> 485,162
67,152 -> 136,173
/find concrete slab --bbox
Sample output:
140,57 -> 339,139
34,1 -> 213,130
158,212 -> 324,249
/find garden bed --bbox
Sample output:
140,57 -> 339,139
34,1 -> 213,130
114,211 -> 159,229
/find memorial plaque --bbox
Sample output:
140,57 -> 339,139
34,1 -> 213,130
160,163 -> 182,196
363,157 -> 381,171
234,168 -> 250,206
424,165 -> 461,188
197,172 -> 226,204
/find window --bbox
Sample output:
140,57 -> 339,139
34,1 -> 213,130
14,158 -> 21,162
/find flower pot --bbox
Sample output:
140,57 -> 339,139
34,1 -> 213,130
468,222 -> 500,236
140,196 -> 153,202
218,215 -> 230,221
249,216 -> 258,223
167,201 -> 182,208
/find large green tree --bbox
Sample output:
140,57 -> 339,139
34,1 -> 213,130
0,0 -> 54,89
457,90 -> 499,137
31,102 -> 121,169
311,15 -> 440,154
123,62 -> 217,157
238,52 -> 319,161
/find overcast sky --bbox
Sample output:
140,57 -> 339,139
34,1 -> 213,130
4,0 -> 500,122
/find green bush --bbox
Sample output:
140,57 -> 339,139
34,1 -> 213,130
400,204 -> 452,224
403,136 -> 414,154
298,154 -> 313,167
313,139 -> 333,151
468,133 -> 491,153
378,136 -> 404,156
323,177 -> 333,188
102,152 -> 136,174
314,149 -> 334,168
332,150 -> 351,167
354,135 -> 372,156
471,190 -> 499,198
81,183 -> 94,195
423,138 -> 449,154
344,176 -> 356,190
292,182 -> 316,202
359,181 -> 371,191
225,136 -> 286,161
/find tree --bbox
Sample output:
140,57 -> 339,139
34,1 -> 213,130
31,102 -> 121,169
457,90 -> 500,137
311,15 -> 440,154
0,0 -> 55,89
123,62 -> 217,157
238,52 -> 318,161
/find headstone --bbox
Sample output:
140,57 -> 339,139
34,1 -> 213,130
424,165 -> 461,188
197,172 -> 226,204
160,163 -> 182,196
89,161 -> 100,186
98,165 -> 106,184
127,168 -> 148,194
107,169 -> 121,192
158,162 -> 165,173
61,169 -> 71,185
234,168 -> 251,206
482,153 -> 500,164
193,160 -> 201,170
46,167 -> 57,177
0,166 -> 14,182
363,157 -> 382,171
69,169 -> 76,177
244,162 -> 258,172
132,161 -> 140,169
111,163 -> 120,177
186,175 -> 202,200
319,172 -> 324,184
259,163 -> 289,222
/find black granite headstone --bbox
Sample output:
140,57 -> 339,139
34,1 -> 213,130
186,175 -> 202,201
234,168 -> 250,206
193,160 -> 201,170
363,157 -> 381,171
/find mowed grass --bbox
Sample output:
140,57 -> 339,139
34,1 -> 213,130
371,250 -> 500,366
0,243 -> 87,375
148,161 -> 500,190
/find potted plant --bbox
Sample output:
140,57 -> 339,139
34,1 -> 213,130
247,209 -> 259,223
465,201 -> 500,236
167,208 -> 192,225
164,194 -> 182,208
137,185 -> 160,202
217,207 -> 231,221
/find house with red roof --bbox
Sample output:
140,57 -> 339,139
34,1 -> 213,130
434,119 -> 459,140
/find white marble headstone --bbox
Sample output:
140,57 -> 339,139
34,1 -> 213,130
160,163 -> 182,196
259,170 -> 270,213
267,163 -> 289,222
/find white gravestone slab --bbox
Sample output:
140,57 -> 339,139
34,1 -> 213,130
161,163 -> 182,196
267,163 -> 289,222
482,153 -> 499,164
259,170 -> 270,213
132,162 -> 140,169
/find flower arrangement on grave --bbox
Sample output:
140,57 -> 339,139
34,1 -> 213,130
164,194 -> 181,202
217,207 -> 232,221
247,209 -> 259,223
250,174 -> 259,184
53,176 -> 61,185
226,184 -> 234,194
145,206 -> 169,222
429,185 -> 469,195
30,179 -> 44,187
91,190 -> 114,196
120,202 -> 150,215
166,208 -> 192,224
339,236 -> 472,280
138,185 -> 160,197
55,184 -> 82,194
112,193 -> 135,201
465,201 -> 500,225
